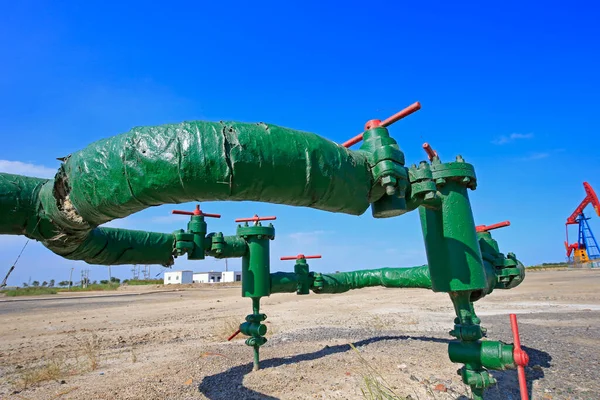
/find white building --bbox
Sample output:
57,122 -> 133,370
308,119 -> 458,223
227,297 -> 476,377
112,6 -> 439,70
222,271 -> 242,283
193,271 -> 222,283
192,271 -> 242,283
164,270 -> 193,285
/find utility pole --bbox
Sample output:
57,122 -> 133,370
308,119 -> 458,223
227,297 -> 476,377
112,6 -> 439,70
225,259 -> 228,272
68,268 -> 74,291
108,266 -> 112,281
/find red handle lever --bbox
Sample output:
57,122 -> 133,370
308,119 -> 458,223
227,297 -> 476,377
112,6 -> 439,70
475,221 -> 511,233
235,214 -> 277,223
172,204 -> 221,218
227,328 -> 241,341
422,143 -> 438,161
342,101 -> 421,148
280,254 -> 322,261
510,314 -> 529,400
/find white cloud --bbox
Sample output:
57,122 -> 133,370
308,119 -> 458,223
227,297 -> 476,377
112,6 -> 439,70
522,152 -> 550,161
492,133 -> 534,145
0,160 -> 57,178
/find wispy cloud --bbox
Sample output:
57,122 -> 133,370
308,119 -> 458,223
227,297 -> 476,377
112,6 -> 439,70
0,160 -> 57,178
523,152 -> 550,161
492,133 -> 534,145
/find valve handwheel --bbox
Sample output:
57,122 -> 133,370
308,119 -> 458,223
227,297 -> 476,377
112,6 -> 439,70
235,215 -> 277,224
510,314 -> 529,400
172,204 -> 221,218
280,254 -> 322,261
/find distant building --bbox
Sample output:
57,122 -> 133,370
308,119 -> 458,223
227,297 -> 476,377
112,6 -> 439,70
222,271 -> 242,283
192,271 -> 242,283
164,270 -> 193,285
193,271 -> 222,283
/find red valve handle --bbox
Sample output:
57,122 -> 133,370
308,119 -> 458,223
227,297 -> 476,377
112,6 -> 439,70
280,254 -> 322,261
227,328 -> 241,341
475,221 -> 511,233
235,214 -> 277,223
342,101 -> 421,148
510,314 -> 529,400
171,204 -> 221,218
422,142 -> 438,161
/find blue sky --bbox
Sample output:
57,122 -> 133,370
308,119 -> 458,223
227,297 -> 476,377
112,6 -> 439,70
1,1 -> 599,286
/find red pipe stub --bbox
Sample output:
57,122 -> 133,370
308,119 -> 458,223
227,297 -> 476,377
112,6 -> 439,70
422,142 -> 438,161
280,254 -> 322,261
342,101 -> 421,148
235,214 -> 277,223
227,328 -> 241,341
475,221 -> 511,233
364,119 -> 382,131
172,204 -> 221,218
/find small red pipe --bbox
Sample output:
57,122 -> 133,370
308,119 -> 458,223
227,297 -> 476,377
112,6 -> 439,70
342,101 -> 421,148
475,221 -> 511,233
227,329 -> 241,341
422,143 -> 438,161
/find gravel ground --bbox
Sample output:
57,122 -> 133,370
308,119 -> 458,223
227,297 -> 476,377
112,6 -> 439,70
0,270 -> 599,400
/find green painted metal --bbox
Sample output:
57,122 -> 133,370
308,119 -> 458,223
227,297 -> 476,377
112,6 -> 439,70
448,340 -> 515,370
238,223 -> 275,298
419,157 -> 486,293
206,234 -> 248,258
0,173 -> 175,266
269,265 -> 431,294
357,126 -> 409,218
294,258 -> 311,295
58,121 -> 375,227
314,266 -> 431,293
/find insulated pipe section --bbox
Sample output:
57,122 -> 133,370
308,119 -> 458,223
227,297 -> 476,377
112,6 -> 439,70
0,173 -> 175,266
59,121 -> 374,226
270,265 -> 432,294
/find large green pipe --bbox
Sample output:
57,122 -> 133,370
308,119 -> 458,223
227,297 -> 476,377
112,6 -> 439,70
270,266 -> 432,294
0,173 -> 174,266
59,121 -> 373,226
1,121 -> 375,266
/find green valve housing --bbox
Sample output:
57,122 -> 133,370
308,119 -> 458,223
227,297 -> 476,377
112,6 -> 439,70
280,254 -> 322,295
419,156 -> 487,293
236,215 -> 276,298
171,205 -> 221,260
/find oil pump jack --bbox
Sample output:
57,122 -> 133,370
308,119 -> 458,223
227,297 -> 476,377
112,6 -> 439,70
565,182 -> 600,263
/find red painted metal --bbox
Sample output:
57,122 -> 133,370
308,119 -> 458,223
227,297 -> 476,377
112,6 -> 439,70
566,182 -> 600,225
235,214 -> 277,223
227,328 -> 241,341
422,142 -> 438,161
342,101 -> 421,148
510,314 -> 529,400
364,119 -> 382,130
172,204 -> 221,218
475,221 -> 511,233
280,254 -> 322,261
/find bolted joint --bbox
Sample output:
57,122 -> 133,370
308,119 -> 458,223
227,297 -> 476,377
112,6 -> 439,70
459,367 -> 496,389
311,272 -> 324,293
240,321 -> 268,337
245,336 -> 267,347
449,324 -> 484,341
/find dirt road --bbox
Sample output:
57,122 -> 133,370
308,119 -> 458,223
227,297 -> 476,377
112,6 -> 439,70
1,270 -> 598,400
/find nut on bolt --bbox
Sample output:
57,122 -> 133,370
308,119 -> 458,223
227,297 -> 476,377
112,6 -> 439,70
381,175 -> 397,195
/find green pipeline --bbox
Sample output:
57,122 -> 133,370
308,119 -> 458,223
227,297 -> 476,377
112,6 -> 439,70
270,266 -> 432,294
0,121 -> 382,265
0,173 -> 175,266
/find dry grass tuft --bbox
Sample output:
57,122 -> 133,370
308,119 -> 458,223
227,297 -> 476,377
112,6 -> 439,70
350,343 -> 406,400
